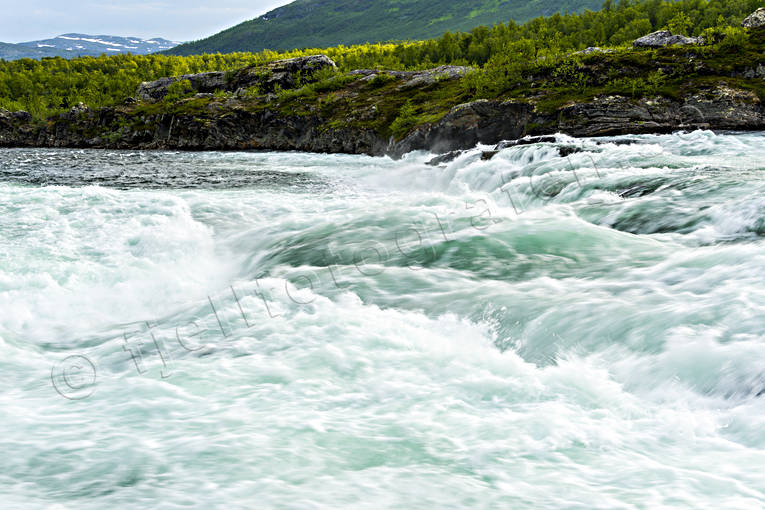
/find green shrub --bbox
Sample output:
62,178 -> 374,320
390,100 -> 418,138
312,73 -> 358,93
667,12 -> 692,36
246,85 -> 264,97
164,79 -> 193,102
369,72 -> 398,88
553,57 -> 589,93
718,27 -> 750,51
645,70 -> 666,95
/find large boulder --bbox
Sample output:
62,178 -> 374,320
742,8 -> 765,29
136,55 -> 336,102
349,65 -> 472,88
633,30 -> 701,48
236,54 -> 336,93
12,110 -> 32,122
0,108 -> 35,146
136,72 -> 226,102
0,108 -> 13,128
0,108 -> 32,123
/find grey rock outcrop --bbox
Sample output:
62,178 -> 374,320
742,8 -> 765,29
136,72 -> 226,102
1,56 -> 763,158
556,87 -> 762,136
247,54 -> 336,92
0,108 -> 14,126
67,102 -> 90,115
3,109 -> 33,122
741,64 -> 765,79
576,47 -> 611,55
633,30 -> 701,48
136,55 -> 336,102
0,108 -> 35,146
391,86 -> 763,156
350,66 -> 472,88
1,86 -> 763,156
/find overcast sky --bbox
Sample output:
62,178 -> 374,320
0,0 -> 292,43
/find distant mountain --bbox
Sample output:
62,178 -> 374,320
168,0 -> 602,56
1,34 -> 181,60
0,42 -> 64,60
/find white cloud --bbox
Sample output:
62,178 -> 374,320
0,0 -> 291,43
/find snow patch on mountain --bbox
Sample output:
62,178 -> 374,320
0,33 -> 183,60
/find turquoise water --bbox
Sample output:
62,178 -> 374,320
1,131 -> 764,508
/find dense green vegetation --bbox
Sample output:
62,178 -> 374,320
251,27 -> 765,140
59,26 -> 760,149
1,0 -> 762,119
168,0 -> 602,56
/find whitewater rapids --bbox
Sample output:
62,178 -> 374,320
1,131 -> 764,508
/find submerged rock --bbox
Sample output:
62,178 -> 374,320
633,30 -> 702,48
594,139 -> 636,146
485,136 -> 582,159
495,135 -> 557,150
742,8 -> 765,29
435,135 -> 580,162
425,150 -> 464,166
558,146 -> 584,157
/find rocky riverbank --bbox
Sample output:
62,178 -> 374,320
2,17 -> 764,157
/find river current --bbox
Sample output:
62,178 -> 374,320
1,131 -> 764,508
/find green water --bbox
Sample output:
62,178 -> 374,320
1,130 -> 764,508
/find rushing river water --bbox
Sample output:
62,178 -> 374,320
1,131 -> 764,508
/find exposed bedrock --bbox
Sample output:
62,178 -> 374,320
136,55 -> 337,102
1,84 -> 763,157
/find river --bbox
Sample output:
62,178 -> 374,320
1,130 -> 764,508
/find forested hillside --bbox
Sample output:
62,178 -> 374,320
168,0 -> 603,55
1,0 -> 761,118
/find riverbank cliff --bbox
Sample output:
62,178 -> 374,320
2,22 -> 764,157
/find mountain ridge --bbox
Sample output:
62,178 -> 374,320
1,34 -> 181,60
